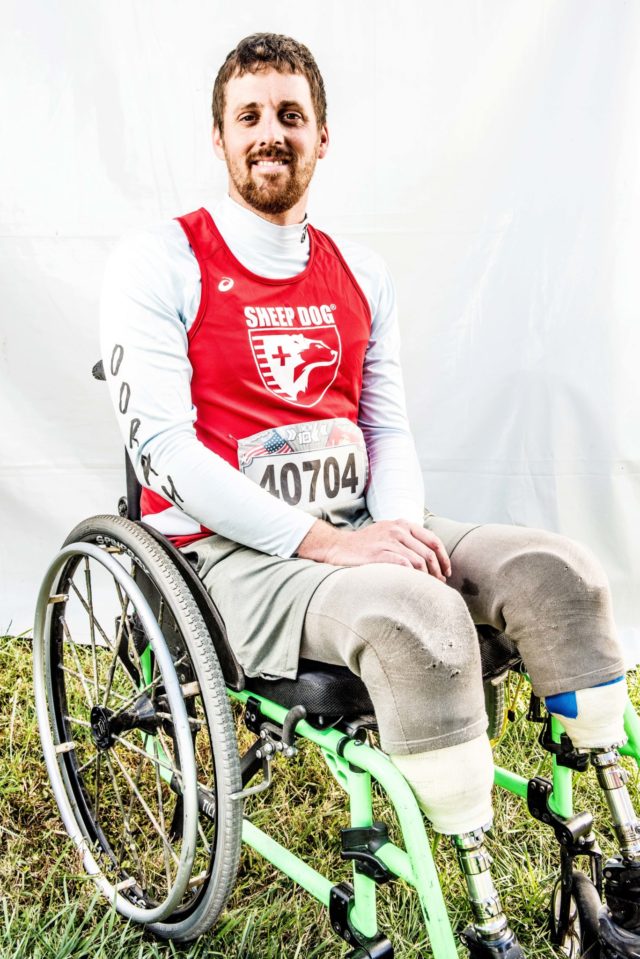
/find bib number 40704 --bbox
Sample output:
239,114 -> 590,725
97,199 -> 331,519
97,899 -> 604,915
237,417 -> 368,513
259,452 -> 359,506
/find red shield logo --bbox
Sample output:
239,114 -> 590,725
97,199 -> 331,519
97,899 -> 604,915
248,327 -> 341,407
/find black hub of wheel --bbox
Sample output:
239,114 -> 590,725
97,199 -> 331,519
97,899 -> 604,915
90,705 -> 114,750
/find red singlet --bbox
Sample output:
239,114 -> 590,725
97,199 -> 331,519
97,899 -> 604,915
141,208 -> 372,546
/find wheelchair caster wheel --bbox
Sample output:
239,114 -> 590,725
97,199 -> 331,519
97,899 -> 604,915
550,871 -> 601,958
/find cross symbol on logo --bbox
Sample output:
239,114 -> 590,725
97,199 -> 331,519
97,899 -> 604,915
274,346 -> 291,365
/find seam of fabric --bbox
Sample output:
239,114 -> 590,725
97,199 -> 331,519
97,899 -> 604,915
532,662 -> 627,699
381,716 -> 488,755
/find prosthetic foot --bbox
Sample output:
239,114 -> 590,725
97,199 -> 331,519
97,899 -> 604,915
454,827 -> 524,959
592,749 -> 640,954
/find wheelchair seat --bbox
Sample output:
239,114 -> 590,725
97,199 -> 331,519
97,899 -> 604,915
244,631 -> 521,729
245,659 -> 375,725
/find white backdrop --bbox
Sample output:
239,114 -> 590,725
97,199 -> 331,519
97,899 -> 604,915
2,1 -> 639,658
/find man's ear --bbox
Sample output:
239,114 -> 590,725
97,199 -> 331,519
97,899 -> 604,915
318,123 -> 330,160
212,124 -> 225,161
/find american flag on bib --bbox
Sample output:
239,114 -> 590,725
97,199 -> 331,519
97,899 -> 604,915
242,429 -> 294,465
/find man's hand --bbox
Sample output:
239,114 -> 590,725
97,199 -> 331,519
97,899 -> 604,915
296,518 -> 451,581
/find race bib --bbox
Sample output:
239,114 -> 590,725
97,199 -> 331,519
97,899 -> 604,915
238,418 -> 368,511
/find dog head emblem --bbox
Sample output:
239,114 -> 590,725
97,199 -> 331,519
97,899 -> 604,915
249,329 -> 341,407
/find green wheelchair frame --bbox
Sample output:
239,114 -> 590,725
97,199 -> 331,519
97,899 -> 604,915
128,600 -> 640,958
224,693 -> 640,958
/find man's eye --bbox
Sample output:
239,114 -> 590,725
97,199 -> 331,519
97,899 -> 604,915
239,114 -> 257,123
282,112 -> 303,123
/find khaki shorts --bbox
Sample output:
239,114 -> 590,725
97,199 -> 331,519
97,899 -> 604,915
182,513 -> 624,754
179,509 -> 479,681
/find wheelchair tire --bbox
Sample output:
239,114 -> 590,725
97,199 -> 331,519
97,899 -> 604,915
550,871 -> 601,959
36,515 -> 243,942
34,538 -> 199,925
484,677 -> 507,743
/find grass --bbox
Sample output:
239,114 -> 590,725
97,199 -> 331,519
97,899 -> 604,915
2,631 -> 639,959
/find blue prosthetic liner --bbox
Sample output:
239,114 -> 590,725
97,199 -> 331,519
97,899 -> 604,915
545,676 -> 627,749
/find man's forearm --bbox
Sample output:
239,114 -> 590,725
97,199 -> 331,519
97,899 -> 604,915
294,518 -> 342,562
133,427 -> 317,556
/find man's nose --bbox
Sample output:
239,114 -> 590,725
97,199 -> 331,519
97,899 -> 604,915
256,111 -> 284,145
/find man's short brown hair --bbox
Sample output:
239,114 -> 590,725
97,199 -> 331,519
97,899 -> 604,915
212,33 -> 327,132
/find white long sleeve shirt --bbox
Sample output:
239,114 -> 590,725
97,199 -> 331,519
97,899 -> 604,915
99,195 -> 424,556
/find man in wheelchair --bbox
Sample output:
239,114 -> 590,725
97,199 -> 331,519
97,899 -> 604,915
94,32 -> 637,957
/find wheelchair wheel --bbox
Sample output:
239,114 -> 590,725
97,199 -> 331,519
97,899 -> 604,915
34,515 -> 243,942
550,871 -> 601,959
484,677 -> 507,743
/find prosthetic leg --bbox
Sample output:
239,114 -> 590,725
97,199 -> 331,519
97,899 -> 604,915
547,678 -> 640,955
592,748 -> 640,955
454,827 -> 524,959
392,736 -> 524,958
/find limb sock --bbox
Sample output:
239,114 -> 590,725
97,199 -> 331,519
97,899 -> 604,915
391,734 -> 494,834
545,676 -> 627,749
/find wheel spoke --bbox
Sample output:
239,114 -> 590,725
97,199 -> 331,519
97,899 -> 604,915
65,714 -> 92,729
60,618 -> 95,708
156,725 -> 184,782
152,738 -> 173,889
155,711 -> 202,730
58,662 -> 97,705
113,581 -> 138,649
109,674 -> 165,720
104,752 -> 146,884
94,751 -> 102,823
112,733 -> 181,781
197,817 -> 212,856
111,748 -> 180,867
124,749 -> 143,844
68,579 -> 127,669
103,589 -> 131,708
76,752 -> 98,775
114,582 -> 143,665
83,557 -> 100,697
109,653 -> 188,721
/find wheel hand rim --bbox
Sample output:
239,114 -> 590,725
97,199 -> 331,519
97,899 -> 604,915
33,542 -> 199,924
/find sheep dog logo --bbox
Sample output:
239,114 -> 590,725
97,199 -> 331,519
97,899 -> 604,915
248,328 -> 341,407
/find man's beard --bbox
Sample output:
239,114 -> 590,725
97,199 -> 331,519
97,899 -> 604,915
225,144 -> 318,216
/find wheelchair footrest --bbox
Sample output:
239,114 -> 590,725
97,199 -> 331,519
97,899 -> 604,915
599,909 -> 640,959
460,926 -> 524,959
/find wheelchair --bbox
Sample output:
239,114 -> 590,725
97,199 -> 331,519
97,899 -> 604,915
32,362 -> 640,958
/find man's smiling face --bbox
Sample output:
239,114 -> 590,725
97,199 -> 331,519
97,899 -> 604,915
213,68 -> 329,223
